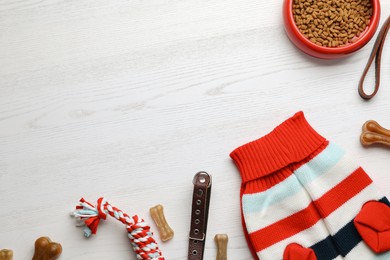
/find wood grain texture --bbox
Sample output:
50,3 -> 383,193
0,0 -> 389,259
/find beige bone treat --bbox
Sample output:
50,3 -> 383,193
214,234 -> 228,260
361,120 -> 390,147
0,249 -> 13,260
149,204 -> 174,242
32,237 -> 62,260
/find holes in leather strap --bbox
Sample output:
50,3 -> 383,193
192,250 -> 197,255
195,219 -> 200,224
193,240 -> 198,244
194,229 -> 199,234
195,209 -> 200,215
196,199 -> 201,205
197,189 -> 203,197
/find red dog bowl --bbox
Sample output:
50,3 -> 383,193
283,0 -> 381,59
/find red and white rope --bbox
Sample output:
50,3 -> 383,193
72,197 -> 164,260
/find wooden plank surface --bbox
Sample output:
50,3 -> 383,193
0,0 -> 389,259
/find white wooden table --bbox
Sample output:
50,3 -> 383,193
0,1 -> 389,259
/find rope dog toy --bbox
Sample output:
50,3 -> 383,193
71,197 -> 165,260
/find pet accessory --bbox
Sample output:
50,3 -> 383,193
32,237 -> 62,260
72,197 -> 164,260
188,171 -> 212,260
0,249 -> 13,260
214,234 -> 228,260
361,120 -> 390,147
358,15 -> 390,99
149,204 -> 174,242
230,112 -> 390,259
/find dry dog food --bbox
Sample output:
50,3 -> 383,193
293,0 -> 373,47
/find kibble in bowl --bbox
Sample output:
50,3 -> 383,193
283,0 -> 381,59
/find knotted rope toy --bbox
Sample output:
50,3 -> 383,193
71,197 -> 165,260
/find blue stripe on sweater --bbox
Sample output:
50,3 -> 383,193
242,142 -> 344,214
294,142 -> 344,186
310,235 -> 339,260
311,197 -> 390,259
380,196 -> 390,206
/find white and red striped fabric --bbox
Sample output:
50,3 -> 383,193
230,112 -> 390,260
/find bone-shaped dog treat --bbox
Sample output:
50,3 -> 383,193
0,249 -> 13,260
149,204 -> 174,242
361,120 -> 390,147
214,234 -> 228,260
32,237 -> 62,260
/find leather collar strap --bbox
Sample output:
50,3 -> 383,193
358,15 -> 390,100
188,171 -> 212,260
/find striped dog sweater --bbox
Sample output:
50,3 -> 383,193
230,112 -> 390,260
